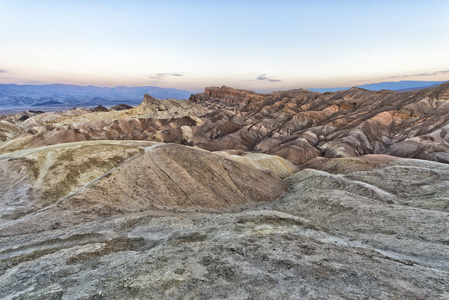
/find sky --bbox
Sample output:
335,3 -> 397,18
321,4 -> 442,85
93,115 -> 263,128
1,0 -> 449,92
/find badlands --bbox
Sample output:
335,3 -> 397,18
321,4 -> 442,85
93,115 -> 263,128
0,83 -> 449,299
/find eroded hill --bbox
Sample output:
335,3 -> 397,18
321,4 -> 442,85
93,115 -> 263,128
2,83 -> 449,165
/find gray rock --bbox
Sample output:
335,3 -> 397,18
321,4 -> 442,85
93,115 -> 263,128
1,154 -> 448,299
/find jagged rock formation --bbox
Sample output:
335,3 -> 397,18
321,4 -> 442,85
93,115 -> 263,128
109,103 -> 133,111
188,83 -> 449,164
3,82 -> 449,165
90,105 -> 109,112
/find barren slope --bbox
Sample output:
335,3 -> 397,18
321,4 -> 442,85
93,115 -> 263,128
0,155 -> 448,299
0,140 -> 287,236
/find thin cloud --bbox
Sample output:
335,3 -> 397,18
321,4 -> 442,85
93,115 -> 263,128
23,80 -> 45,84
0,69 -> 13,79
158,73 -> 182,77
387,70 -> 449,79
256,74 -> 281,82
150,73 -> 184,80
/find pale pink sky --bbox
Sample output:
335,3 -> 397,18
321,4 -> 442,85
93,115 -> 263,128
1,1 -> 449,92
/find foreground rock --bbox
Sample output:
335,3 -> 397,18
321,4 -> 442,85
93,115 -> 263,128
273,155 -> 449,267
0,153 -> 448,299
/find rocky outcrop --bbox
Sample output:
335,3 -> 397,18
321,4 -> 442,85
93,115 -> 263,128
190,85 -> 265,105
132,94 -> 210,118
90,105 -> 109,112
109,103 -> 133,111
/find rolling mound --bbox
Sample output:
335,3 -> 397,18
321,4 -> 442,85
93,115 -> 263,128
0,141 -> 287,235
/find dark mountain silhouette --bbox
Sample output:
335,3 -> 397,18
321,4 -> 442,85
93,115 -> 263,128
310,80 -> 446,93
0,84 -> 194,108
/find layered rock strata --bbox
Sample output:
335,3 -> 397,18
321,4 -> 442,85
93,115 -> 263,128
3,82 -> 449,166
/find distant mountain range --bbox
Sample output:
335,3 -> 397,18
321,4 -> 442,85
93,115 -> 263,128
1,81 -> 447,110
309,80 -> 447,93
0,84 -> 194,108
